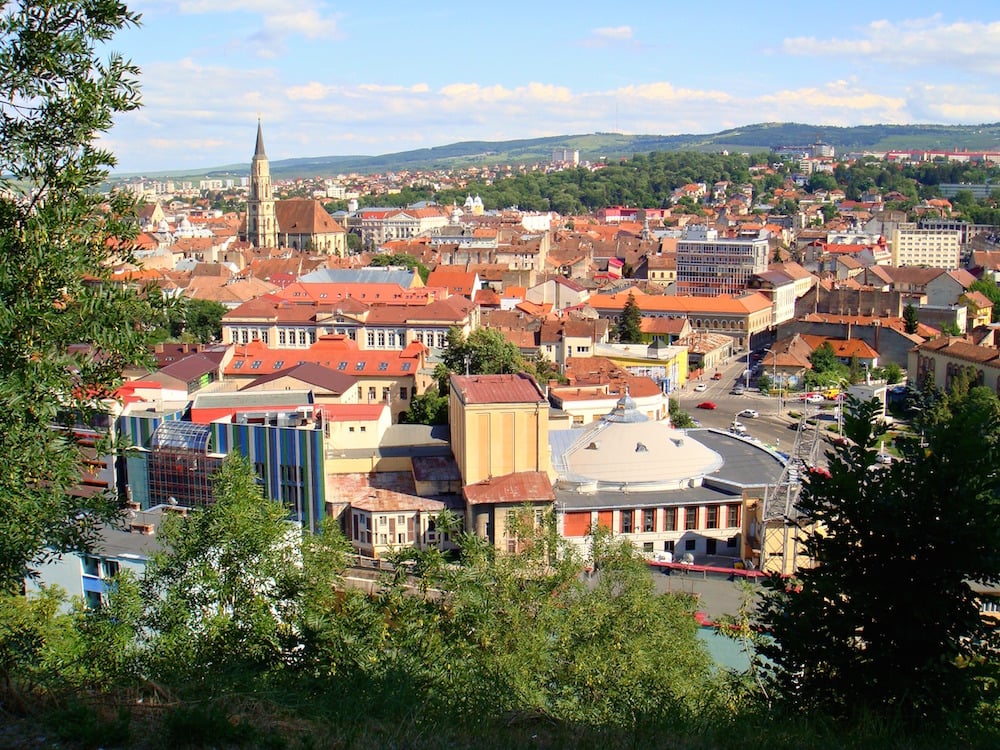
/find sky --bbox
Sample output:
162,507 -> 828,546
101,1 -> 1000,175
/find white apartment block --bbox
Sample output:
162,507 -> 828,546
675,226 -> 770,297
891,227 -> 961,269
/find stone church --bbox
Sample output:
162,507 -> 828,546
243,121 -> 348,256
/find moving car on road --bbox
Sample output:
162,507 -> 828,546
736,408 -> 759,419
694,383 -> 707,392
696,401 -> 717,410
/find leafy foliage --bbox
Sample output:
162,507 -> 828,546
441,326 -> 526,379
617,292 -> 644,343
0,0 -> 151,593
757,393 -> 1000,723
369,252 -> 429,282
401,390 -> 448,425
140,454 -> 303,686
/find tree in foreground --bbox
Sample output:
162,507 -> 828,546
0,0 -> 150,592
140,454 -> 302,686
756,392 -> 1000,723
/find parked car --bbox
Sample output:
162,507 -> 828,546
694,383 -> 707,392
737,408 -> 759,419
876,453 -> 893,465
830,435 -> 850,447
731,384 -> 746,395
711,372 -> 722,380
696,401 -> 717,410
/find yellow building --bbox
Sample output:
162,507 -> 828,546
448,373 -> 551,486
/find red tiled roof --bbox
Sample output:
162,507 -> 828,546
223,336 -> 424,378
450,373 -> 545,405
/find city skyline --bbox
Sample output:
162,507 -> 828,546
104,2 -> 1000,174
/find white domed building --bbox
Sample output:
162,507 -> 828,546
550,390 -> 786,562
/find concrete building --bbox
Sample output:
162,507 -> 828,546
448,373 -> 551,486
675,225 -> 769,297
891,226 -> 961,269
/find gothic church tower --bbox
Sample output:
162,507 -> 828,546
246,119 -> 278,249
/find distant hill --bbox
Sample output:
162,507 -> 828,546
136,122 -> 1000,181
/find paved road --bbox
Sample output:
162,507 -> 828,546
674,355 -> 839,460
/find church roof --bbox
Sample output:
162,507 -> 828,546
275,199 -> 346,236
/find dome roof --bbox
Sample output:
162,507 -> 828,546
554,394 -> 723,492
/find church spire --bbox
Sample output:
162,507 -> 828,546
247,118 -> 277,249
254,117 -> 267,159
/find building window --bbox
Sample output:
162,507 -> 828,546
685,507 -> 697,530
727,504 -> 740,528
643,509 -> 654,532
368,387 -> 376,401
278,330 -> 287,345
399,387 -> 409,400
642,542 -> 654,553
685,538 -> 696,551
298,330 -> 307,346
437,331 -> 447,348
377,331 -> 386,347
664,507 -> 676,531
621,510 -> 633,534
706,505 -> 718,529
367,331 -> 375,347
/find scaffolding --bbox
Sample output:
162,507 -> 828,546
758,408 -> 823,575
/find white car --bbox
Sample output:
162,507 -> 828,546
737,408 -> 759,419
804,393 -> 824,404
694,383 -> 707,392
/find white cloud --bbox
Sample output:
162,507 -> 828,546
581,25 -> 636,48
782,15 -> 1000,75
144,0 -> 341,49
106,61 -> 995,174
593,26 -> 633,41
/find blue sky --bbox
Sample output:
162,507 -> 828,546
102,1 -> 1000,174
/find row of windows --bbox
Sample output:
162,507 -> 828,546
617,504 -> 740,534
366,329 -> 408,348
414,330 -> 449,349
358,386 -> 408,402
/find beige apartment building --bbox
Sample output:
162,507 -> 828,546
891,227 -> 961,269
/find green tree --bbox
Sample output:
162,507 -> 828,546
805,342 -> 849,388
903,302 -> 919,334
441,327 -> 525,378
141,454 -> 303,686
401,391 -> 448,425
617,292 -> 643,343
369,252 -> 429,283
183,298 -> 227,343
756,393 -> 1000,723
668,397 -> 695,428
0,0 -> 151,592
